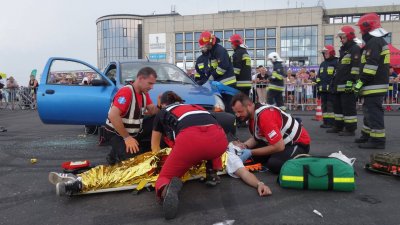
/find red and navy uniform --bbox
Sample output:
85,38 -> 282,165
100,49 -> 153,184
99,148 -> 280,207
153,104 -> 228,197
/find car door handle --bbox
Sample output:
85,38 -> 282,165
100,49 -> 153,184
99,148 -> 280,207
45,89 -> 55,94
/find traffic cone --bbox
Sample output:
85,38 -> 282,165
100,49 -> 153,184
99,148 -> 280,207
313,98 -> 323,121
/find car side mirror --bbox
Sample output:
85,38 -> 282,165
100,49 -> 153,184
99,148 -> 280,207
91,79 -> 109,86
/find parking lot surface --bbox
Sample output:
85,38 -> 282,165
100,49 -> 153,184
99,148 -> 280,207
0,110 -> 399,225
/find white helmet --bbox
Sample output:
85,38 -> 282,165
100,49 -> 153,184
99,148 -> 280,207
353,37 -> 363,47
268,52 -> 283,62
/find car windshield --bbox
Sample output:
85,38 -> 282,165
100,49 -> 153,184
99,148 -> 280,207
120,62 -> 194,85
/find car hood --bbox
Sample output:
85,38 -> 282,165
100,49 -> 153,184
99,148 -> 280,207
149,83 -> 216,107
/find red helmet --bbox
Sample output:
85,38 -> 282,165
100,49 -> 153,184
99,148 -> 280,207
357,13 -> 381,35
322,45 -> 335,57
229,34 -> 243,47
337,26 -> 356,41
198,31 -> 216,47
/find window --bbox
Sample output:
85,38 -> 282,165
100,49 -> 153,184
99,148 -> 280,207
123,48 -> 128,57
267,28 -> 276,37
256,29 -> 265,38
256,50 -> 265,58
245,29 -> 254,38
175,52 -> 184,60
267,38 -> 276,47
185,33 -> 193,41
175,33 -> 183,42
391,14 -> 400,21
194,32 -> 202,41
104,49 -> 107,57
324,35 -> 334,46
48,60 -> 102,85
175,43 -> 183,51
224,30 -> 233,39
256,39 -> 265,48
185,42 -> 193,51
214,31 -> 223,39
123,28 -> 127,37
245,39 -> 254,48
353,16 -> 360,23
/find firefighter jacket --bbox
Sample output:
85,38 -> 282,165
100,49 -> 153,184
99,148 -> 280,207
316,56 -> 338,92
194,53 -> 210,84
231,46 -> 252,89
209,43 -> 237,87
105,85 -> 146,136
268,61 -> 286,92
359,37 -> 390,96
332,41 -> 361,92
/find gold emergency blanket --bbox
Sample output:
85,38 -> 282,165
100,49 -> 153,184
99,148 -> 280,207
79,148 -> 228,193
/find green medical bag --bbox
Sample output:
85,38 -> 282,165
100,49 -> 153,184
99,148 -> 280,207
278,156 -> 356,191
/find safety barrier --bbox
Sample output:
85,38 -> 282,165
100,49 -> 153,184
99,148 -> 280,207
0,87 -> 36,110
252,83 -> 400,111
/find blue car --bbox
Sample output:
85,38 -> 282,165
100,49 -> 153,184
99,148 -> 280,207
37,57 -> 228,126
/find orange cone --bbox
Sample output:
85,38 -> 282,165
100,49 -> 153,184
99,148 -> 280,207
313,98 -> 323,121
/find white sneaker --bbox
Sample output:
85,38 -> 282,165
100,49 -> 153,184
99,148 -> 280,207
48,172 -> 77,185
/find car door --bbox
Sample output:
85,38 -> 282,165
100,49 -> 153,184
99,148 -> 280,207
37,57 -> 117,125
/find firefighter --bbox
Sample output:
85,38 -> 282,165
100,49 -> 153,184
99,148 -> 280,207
231,92 -> 311,174
354,13 -> 390,149
316,45 -> 338,128
194,46 -> 210,85
229,34 -> 252,96
151,91 -> 228,219
197,31 -> 237,113
267,52 -> 286,111
327,26 -> 360,136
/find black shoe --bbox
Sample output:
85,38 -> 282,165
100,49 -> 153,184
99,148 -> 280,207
354,137 -> 369,143
358,142 -> 385,149
338,131 -> 355,136
56,179 -> 83,196
326,128 -> 342,133
0,126 -> 7,132
205,170 -> 221,187
320,124 -> 332,128
163,177 -> 183,220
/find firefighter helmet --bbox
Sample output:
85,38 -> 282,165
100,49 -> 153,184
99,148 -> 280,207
267,52 -> 283,62
229,34 -> 243,47
337,26 -> 356,41
322,45 -> 335,57
356,13 -> 388,37
198,31 -> 216,48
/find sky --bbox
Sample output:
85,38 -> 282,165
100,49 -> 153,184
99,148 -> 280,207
0,0 -> 397,85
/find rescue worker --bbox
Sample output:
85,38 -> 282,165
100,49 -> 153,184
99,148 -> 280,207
104,67 -> 159,165
197,31 -> 237,113
354,13 -> 390,149
267,52 -> 286,111
231,92 -> 311,174
194,46 -> 210,84
151,91 -> 228,219
316,45 -> 338,128
327,26 -> 360,136
229,34 -> 252,96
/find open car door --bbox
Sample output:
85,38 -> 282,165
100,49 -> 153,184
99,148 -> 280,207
37,57 -> 117,125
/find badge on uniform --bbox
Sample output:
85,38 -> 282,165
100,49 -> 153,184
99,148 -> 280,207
268,130 -> 278,139
118,96 -> 126,104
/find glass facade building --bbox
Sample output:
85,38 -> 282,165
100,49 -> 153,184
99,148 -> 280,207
174,28 -> 276,69
280,26 -> 318,66
96,15 -> 143,70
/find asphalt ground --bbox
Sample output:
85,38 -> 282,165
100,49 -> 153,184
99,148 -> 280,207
0,110 -> 400,225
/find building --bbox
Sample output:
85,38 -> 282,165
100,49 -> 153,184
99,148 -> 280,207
96,5 -> 400,70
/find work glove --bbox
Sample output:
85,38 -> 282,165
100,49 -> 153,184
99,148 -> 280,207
238,149 -> 252,162
354,80 -> 363,97
345,81 -> 353,93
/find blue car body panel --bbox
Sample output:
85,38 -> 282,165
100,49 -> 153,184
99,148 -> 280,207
37,58 -> 220,125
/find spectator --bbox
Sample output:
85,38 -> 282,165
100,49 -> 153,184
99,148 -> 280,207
0,76 -> 4,107
255,65 -> 268,104
6,76 -> 19,110
82,72 -> 93,85
294,72 -> 304,109
386,67 -> 398,111
29,75 -> 39,109
296,67 -> 309,80
285,70 -> 295,105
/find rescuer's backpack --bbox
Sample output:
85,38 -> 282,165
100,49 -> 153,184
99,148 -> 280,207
365,152 -> 400,177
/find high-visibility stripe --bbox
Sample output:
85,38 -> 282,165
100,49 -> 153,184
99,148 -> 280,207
361,54 -> 366,64
363,68 -> 377,75
364,64 -> 378,71
361,89 -> 388,95
320,68 -> 323,73
333,177 -> 355,183
360,84 -> 388,96
268,84 -> 284,91
233,67 -> 241,75
341,54 -> 351,64
236,81 -> 252,87
282,176 -> 303,181
327,67 -> 334,75
194,73 -> 200,78
351,67 -> 359,75
242,54 -> 251,66
220,76 -> 237,86
198,63 -> 204,69
384,54 -> 390,64
272,71 -> 283,80
216,66 -> 226,75
370,132 -> 385,138
211,60 -> 218,68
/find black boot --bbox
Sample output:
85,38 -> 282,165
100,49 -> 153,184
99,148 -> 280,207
326,127 -> 342,133
163,177 -> 183,220
358,141 -> 385,149
205,169 -> 221,187
56,179 -> 83,196
338,130 -> 355,136
354,136 -> 369,143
